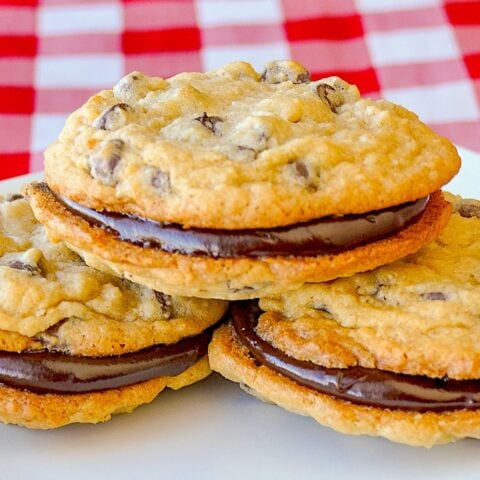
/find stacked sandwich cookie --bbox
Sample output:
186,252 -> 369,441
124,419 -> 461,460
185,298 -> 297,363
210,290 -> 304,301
21,60 -> 468,444
27,60 -> 457,300
209,194 -> 480,447
0,195 -> 227,428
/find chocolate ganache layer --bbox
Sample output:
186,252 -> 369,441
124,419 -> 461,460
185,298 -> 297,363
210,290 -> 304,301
232,301 -> 480,412
0,329 -> 210,394
55,185 -> 429,258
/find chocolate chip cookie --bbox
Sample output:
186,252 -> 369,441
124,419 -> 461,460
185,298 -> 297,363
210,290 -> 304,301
209,195 -> 480,446
0,195 -> 227,428
32,60 -> 459,300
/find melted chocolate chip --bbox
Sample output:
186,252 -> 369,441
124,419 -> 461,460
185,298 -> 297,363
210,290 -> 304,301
458,203 -> 480,219
57,187 -> 430,258
153,291 -> 172,319
41,319 -> 68,337
7,260 -> 42,276
312,304 -> 333,318
226,281 -> 256,293
260,62 -> 311,84
36,318 -> 69,351
237,145 -> 258,161
93,103 -> 130,130
195,112 -> 223,134
150,168 -> 171,192
294,161 -> 309,179
238,145 -> 256,154
371,282 -> 388,302
231,301 -> 480,412
317,84 -> 343,112
295,71 -> 311,84
6,193 -> 23,202
90,139 -> 125,186
421,292 -> 447,301
289,160 -> 317,192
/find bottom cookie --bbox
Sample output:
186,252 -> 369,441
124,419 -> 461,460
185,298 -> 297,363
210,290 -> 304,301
0,356 -> 210,429
210,324 -> 480,447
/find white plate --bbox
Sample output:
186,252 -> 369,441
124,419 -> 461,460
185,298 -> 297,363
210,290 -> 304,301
0,147 -> 479,480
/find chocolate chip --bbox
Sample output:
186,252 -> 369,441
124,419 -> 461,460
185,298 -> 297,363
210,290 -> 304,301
195,112 -> 223,134
313,303 -> 330,313
92,103 -> 130,130
257,131 -> 269,149
313,303 -> 334,318
458,203 -> 480,219
150,168 -> 171,193
36,318 -> 69,351
40,318 -> 67,336
316,83 -> 344,112
154,291 -> 173,319
372,282 -> 388,303
238,146 -> 256,153
294,160 -> 309,179
226,281 -> 255,293
295,71 -> 311,84
6,193 -> 23,202
260,61 -> 311,84
420,292 -> 447,301
288,160 -> 318,192
434,375 -> 450,387
237,145 -> 258,161
112,72 -> 142,102
7,260 -> 42,276
89,139 -> 125,186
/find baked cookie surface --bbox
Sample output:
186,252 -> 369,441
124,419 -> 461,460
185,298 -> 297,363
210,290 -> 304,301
44,60 -> 460,229
209,196 -> 480,445
0,194 -> 227,428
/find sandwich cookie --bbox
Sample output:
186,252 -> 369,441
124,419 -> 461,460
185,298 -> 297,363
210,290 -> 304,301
0,195 -> 227,428
32,60 -> 458,300
209,195 -> 480,446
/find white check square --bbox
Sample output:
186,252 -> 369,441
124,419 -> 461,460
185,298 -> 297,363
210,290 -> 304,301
196,0 -> 283,27
366,26 -> 459,66
355,0 -> 440,13
384,81 -> 479,123
202,43 -> 290,71
38,3 -> 123,36
31,114 -> 69,153
36,54 -> 123,88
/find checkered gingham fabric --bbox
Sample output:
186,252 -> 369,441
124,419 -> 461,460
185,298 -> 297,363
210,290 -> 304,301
0,0 -> 479,180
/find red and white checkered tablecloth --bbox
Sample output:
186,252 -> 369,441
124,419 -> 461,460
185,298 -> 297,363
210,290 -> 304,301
0,0 -> 479,180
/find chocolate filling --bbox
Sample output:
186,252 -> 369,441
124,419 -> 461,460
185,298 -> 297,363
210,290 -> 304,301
0,329 -> 211,394
232,301 -> 480,412
54,185 -> 429,258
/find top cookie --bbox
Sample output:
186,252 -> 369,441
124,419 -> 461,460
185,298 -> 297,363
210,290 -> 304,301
45,60 -> 460,229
